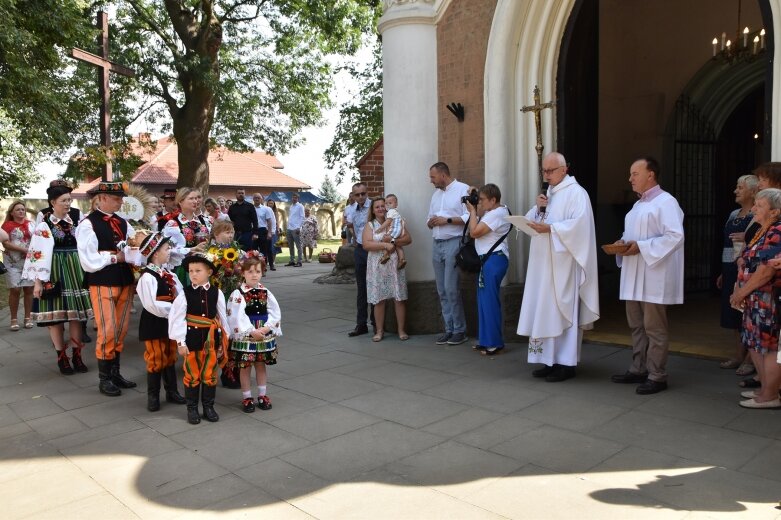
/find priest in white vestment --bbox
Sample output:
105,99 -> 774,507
611,156 -> 684,395
517,153 -> 600,382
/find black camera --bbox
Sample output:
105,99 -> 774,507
461,190 -> 479,206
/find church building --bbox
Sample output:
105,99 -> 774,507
379,0 -> 776,338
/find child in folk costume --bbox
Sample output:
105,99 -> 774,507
136,232 -> 187,412
169,253 -> 230,424
227,253 -> 282,412
377,193 -> 407,269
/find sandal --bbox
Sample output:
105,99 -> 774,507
380,253 -> 391,265
735,362 -> 756,377
23,317 -> 33,329
9,319 -> 19,332
738,377 -> 761,388
719,359 -> 741,369
398,333 -> 409,341
372,332 -> 384,342
481,347 -> 504,356
397,259 -> 407,270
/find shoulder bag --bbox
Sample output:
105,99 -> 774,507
455,208 -> 513,273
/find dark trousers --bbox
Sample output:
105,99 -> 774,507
255,227 -> 270,263
236,231 -> 254,252
354,244 -> 374,328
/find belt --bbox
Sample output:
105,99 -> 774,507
186,314 -> 229,367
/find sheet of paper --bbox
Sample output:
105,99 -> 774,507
504,215 -> 539,236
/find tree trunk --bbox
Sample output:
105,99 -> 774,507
173,104 -> 213,196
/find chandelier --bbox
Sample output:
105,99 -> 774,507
710,0 -> 766,63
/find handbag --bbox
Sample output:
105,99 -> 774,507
455,208 -> 513,273
0,261 -> 6,275
40,281 -> 61,300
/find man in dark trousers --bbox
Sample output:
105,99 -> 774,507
228,188 -> 258,251
346,182 -> 375,337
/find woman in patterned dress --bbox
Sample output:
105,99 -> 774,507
300,208 -> 318,262
2,200 -> 35,331
23,184 -> 93,375
729,188 -> 781,408
161,187 -> 212,284
362,197 -> 411,342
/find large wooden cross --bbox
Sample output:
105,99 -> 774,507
521,85 -> 556,179
70,11 -> 135,182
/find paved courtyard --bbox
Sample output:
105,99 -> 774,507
0,262 -> 779,519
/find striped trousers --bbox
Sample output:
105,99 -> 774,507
182,348 -> 218,388
89,285 -> 133,360
144,339 -> 178,373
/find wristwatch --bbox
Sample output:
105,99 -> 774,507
391,238 -> 396,244
447,218 -> 453,224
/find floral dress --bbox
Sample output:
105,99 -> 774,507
22,213 -> 93,325
162,213 -> 212,284
227,284 -> 282,367
366,220 -> 407,304
300,215 -> 318,248
1,220 -> 35,288
738,223 -> 781,352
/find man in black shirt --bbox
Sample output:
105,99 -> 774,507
227,188 -> 258,251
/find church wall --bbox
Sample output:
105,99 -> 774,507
436,0 -> 498,188
597,0 -> 764,205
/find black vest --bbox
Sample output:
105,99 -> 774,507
184,285 -> 220,352
139,269 -> 176,341
83,211 -> 134,287
40,206 -> 81,224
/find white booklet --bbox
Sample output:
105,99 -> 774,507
504,215 -> 539,236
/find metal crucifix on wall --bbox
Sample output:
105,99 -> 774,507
521,85 -> 556,180
70,11 -> 135,182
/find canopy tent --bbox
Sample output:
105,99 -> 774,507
266,191 -> 325,204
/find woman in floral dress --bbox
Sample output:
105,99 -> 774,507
300,208 -> 319,262
160,187 -> 211,284
23,184 -> 93,375
2,200 -> 35,331
362,197 -> 411,342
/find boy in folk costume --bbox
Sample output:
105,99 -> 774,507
136,232 -> 187,411
76,181 -> 138,396
169,253 -> 230,424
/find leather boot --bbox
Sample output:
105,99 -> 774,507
81,320 -> 91,343
162,365 -> 186,404
185,385 -> 201,424
147,372 -> 162,412
56,348 -> 74,375
110,352 -> 137,388
201,385 -> 220,422
70,340 -> 88,373
97,359 -> 121,396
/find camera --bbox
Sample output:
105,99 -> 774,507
461,190 -> 479,206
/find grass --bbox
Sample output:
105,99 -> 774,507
272,238 -> 343,264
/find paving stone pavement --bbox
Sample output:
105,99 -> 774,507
0,262 -> 780,519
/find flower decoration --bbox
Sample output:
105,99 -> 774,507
206,240 -> 248,297
223,248 -> 238,262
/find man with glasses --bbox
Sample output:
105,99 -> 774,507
346,182 -> 375,336
517,152 -> 599,382
427,162 -> 471,345
228,188 -> 258,251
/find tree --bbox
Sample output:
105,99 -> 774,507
0,109 -> 43,198
324,39 -> 382,183
106,0 -> 380,194
317,174 -> 340,203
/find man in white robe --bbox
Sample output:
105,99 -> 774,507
611,156 -> 684,395
517,153 -> 600,382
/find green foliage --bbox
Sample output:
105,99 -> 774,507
0,109 -> 43,198
317,174 -> 341,203
325,39 -> 383,183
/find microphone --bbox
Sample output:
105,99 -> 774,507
539,182 -> 550,214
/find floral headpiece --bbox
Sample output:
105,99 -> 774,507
139,232 -> 171,261
87,181 -> 129,198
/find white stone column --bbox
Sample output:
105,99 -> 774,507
379,0 -> 439,282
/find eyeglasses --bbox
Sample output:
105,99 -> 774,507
355,192 -> 368,196
541,166 -> 565,175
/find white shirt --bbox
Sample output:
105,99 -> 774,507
227,284 -> 283,339
347,199 -> 371,245
267,207 -> 277,234
428,179 -> 470,240
288,202 -> 305,230
136,266 -> 183,318
75,210 -> 137,273
168,287 -> 230,348
343,204 -> 355,226
254,205 -> 272,230
475,206 -> 511,256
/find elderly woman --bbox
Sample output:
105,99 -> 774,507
300,208 -> 319,262
466,184 -> 511,355
717,175 -> 759,372
363,197 -> 412,342
729,187 -> 781,408
204,197 -> 229,222
2,200 -> 35,330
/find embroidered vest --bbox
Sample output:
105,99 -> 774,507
184,285 -> 220,351
83,212 -> 134,287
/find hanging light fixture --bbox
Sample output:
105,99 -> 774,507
710,0 -> 765,63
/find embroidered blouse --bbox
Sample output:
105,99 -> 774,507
226,283 -> 282,339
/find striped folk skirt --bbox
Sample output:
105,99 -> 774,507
33,248 -> 93,326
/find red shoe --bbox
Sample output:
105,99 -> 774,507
257,395 -> 272,410
242,397 -> 255,413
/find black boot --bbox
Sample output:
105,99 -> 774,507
110,352 -> 137,388
70,343 -> 88,373
184,385 -> 201,424
98,359 -> 121,396
81,321 -> 91,343
219,365 -> 241,389
162,365 -> 186,404
56,348 -> 74,375
147,372 -> 162,412
201,385 -> 220,422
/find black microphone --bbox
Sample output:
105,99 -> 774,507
539,182 -> 550,214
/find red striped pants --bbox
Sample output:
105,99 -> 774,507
144,339 -> 178,373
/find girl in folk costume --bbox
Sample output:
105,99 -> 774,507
136,232 -> 187,412
227,253 -> 281,412
23,184 -> 93,375
169,253 -> 230,424
160,187 -> 211,284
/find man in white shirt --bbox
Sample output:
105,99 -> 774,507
285,193 -> 305,267
427,162 -> 470,345
611,156 -> 684,395
346,182 -> 374,337
266,200 -> 278,271
252,193 -> 273,269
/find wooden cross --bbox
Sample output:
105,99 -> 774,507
70,11 -> 135,182
521,85 -> 556,179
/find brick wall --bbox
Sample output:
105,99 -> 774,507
437,0 -> 497,189
357,137 -> 385,198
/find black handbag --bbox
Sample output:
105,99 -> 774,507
0,261 -> 6,275
40,281 -> 61,300
455,209 -> 513,273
